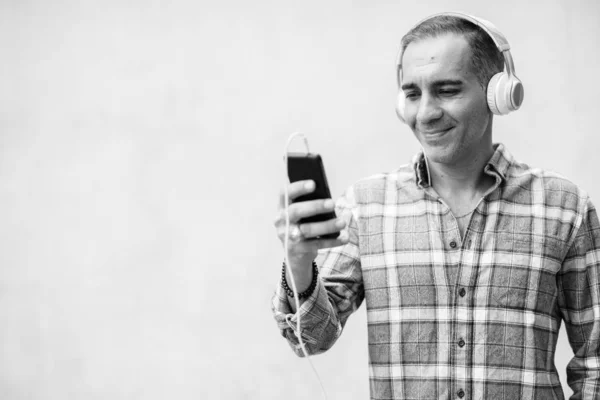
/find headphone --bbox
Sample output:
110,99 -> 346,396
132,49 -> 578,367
395,12 -> 524,123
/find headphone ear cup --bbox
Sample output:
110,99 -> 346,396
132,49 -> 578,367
396,91 -> 406,123
487,72 -> 525,115
487,72 -> 507,115
508,78 -> 524,111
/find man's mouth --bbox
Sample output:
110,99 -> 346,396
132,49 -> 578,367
420,127 -> 453,135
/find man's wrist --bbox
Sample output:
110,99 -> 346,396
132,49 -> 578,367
281,261 -> 318,299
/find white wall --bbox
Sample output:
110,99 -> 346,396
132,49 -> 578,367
0,1 -> 598,398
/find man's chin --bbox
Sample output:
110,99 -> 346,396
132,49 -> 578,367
421,145 -> 456,164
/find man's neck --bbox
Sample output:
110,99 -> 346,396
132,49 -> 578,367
426,144 -> 495,199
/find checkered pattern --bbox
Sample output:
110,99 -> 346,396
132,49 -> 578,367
272,143 -> 600,399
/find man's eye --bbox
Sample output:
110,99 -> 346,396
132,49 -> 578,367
405,92 -> 419,100
439,89 -> 459,96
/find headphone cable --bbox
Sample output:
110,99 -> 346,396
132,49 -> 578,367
283,132 -> 328,399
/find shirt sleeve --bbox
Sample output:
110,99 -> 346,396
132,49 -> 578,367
558,196 -> 600,399
271,185 -> 364,357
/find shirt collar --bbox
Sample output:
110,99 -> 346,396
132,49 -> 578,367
410,143 -> 513,189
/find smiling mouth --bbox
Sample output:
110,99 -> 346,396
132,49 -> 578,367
420,127 -> 453,135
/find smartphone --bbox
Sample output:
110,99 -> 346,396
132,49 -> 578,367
287,153 -> 339,239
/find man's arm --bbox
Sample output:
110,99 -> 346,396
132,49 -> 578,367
558,196 -> 600,399
271,186 -> 364,356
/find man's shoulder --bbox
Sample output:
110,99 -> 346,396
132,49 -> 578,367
346,164 -> 415,203
353,164 -> 413,187
506,159 -> 589,201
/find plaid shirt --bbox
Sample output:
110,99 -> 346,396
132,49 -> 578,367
272,143 -> 600,399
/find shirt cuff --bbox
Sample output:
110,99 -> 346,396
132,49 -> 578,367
272,277 -> 330,346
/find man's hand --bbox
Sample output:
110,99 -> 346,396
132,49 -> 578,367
273,180 -> 349,293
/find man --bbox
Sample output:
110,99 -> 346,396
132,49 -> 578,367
272,13 -> 600,399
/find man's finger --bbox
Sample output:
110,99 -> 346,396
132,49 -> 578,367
282,198 -> 336,222
312,231 -> 349,250
300,218 -> 346,239
278,180 -> 315,208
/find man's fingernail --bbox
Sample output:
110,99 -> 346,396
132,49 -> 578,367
324,199 -> 335,209
305,181 -> 314,190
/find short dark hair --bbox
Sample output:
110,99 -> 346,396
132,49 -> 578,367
400,15 -> 505,89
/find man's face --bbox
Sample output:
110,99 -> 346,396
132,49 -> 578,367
401,34 -> 491,165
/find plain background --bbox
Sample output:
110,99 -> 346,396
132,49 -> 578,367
1,0 -> 599,399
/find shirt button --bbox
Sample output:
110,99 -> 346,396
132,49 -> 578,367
450,240 -> 457,248
459,288 -> 466,297
458,339 -> 466,348
457,389 -> 465,398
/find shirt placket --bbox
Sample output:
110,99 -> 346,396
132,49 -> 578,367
455,230 -> 476,400
439,202 -> 473,400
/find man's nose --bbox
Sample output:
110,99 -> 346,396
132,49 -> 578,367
416,94 -> 443,125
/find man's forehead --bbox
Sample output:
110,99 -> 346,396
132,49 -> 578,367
402,34 -> 471,75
